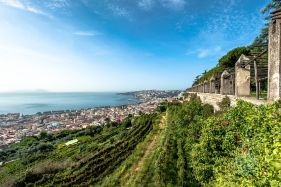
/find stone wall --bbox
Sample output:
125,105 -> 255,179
235,55 -> 251,96
268,13 -> 281,101
187,92 -> 268,111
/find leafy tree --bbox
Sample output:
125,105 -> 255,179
122,117 -> 132,128
252,0 -> 281,47
192,75 -> 201,86
218,47 -> 250,68
39,131 -> 48,140
252,27 -> 268,46
36,143 -> 54,153
39,131 -> 54,141
261,0 -> 281,15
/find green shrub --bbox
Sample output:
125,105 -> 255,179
217,96 -> 231,111
191,100 -> 281,186
219,47 -> 250,68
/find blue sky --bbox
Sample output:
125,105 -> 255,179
0,0 -> 269,92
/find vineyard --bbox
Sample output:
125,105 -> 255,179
0,114 -> 159,186
1,96 -> 281,186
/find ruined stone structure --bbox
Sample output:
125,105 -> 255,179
220,70 -> 235,95
204,80 -> 209,93
235,54 -> 251,97
187,8 -> 281,103
186,92 -> 267,111
209,76 -> 216,93
268,8 -> 281,101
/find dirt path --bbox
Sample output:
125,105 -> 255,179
159,115 -> 165,130
133,114 -> 166,172
121,113 -> 166,186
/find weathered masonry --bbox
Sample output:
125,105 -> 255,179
187,8 -> 281,103
268,8 -> 281,101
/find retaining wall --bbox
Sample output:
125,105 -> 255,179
187,92 -> 268,111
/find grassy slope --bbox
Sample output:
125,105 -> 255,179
99,113 -> 166,187
0,114 -> 158,186
2,97 -> 280,186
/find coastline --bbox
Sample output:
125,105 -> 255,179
0,90 -> 181,146
0,92 -> 139,116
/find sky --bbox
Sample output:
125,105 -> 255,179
0,0 -> 269,92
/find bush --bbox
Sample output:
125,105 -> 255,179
217,96 -> 231,111
219,47 -> 250,68
191,100 -> 281,186
36,143 -> 54,153
39,131 -> 54,141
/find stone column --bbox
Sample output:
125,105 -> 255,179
209,80 -> 213,93
220,70 -> 230,95
268,8 -> 281,101
230,73 -> 235,95
215,79 -> 220,94
235,54 -> 251,97
220,76 -> 224,95
204,80 -> 209,93
209,76 -> 215,93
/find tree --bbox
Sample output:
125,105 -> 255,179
261,0 -> 281,15
218,47 -> 250,68
39,131 -> 53,141
252,28 -> 268,46
192,75 -> 201,86
252,0 -> 281,47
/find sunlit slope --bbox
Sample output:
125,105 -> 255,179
1,96 -> 281,186
0,114 -> 159,186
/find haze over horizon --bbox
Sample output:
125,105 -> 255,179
0,0 -> 268,92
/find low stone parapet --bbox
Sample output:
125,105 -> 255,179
187,92 -> 268,111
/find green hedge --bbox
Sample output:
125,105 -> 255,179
190,100 -> 281,186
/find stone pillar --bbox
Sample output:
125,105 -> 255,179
235,54 -> 251,97
230,73 -> 235,95
215,79 -> 220,94
209,76 -> 215,93
268,8 -> 281,101
220,70 -> 230,95
204,80 -> 209,93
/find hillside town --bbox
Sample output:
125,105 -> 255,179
0,90 -> 182,147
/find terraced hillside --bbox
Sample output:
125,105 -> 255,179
1,95 -> 281,186
0,114 -> 159,186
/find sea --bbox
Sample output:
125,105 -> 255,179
0,92 -> 139,115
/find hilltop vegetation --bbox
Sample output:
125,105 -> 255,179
1,95 -> 281,186
193,0 -> 281,86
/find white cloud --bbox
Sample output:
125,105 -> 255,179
74,31 -> 101,37
138,0 -> 154,11
197,46 -> 222,58
138,0 -> 186,11
0,0 -> 49,17
108,4 -> 130,17
45,0 -> 70,10
0,0 -> 24,9
160,0 -> 186,10
186,46 -> 223,59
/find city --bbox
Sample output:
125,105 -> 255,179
0,90 -> 181,147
